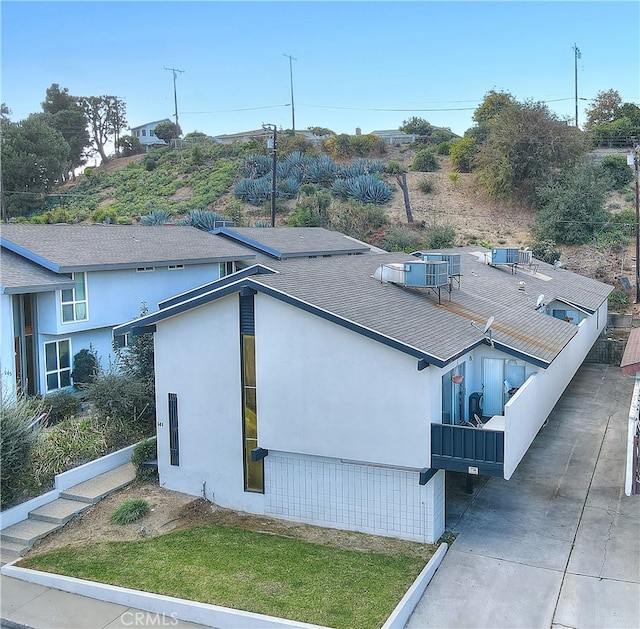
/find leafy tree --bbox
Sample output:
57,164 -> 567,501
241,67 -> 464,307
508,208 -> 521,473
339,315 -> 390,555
474,99 -> 587,205
585,89 -> 623,129
385,161 -> 413,223
449,136 -> 477,172
473,90 -> 517,125
153,121 -> 180,143
1,113 -> 70,217
79,95 -> 127,164
117,135 -> 143,157
308,126 -> 334,137
400,116 -> 433,136
41,84 -> 90,179
534,160 -> 610,245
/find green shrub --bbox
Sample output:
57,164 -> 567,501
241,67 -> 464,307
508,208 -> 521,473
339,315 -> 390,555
27,416 -> 109,489
436,142 -> 451,155
44,391 -> 81,425
110,498 -> 149,525
412,149 -> 439,172
1,392 -> 44,506
88,373 -> 154,431
71,347 -> 99,385
141,209 -> 172,226
449,136 -> 477,173
131,438 -> 158,481
418,178 -> 435,194
600,155 -> 633,190
376,226 -> 423,252
530,239 -> 561,264
424,223 -> 456,249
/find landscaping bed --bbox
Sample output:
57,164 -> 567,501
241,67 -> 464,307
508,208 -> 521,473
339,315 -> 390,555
20,482 -> 435,628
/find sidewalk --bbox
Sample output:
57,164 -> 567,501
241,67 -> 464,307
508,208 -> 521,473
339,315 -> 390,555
406,363 -> 640,629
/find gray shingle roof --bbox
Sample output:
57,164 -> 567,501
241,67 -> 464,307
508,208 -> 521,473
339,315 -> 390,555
0,224 -> 256,272
0,248 -> 75,294
117,246 -> 613,369
212,227 -> 370,258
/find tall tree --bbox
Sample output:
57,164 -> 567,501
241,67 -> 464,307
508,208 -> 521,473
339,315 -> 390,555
41,84 -> 90,179
385,161 -> 413,223
474,99 -> 587,205
78,95 -> 127,164
585,89 -> 622,129
1,113 -> 70,218
153,121 -> 180,143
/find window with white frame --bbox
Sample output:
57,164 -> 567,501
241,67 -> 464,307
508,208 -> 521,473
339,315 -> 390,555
45,339 -> 71,391
219,261 -> 234,278
61,272 -> 88,323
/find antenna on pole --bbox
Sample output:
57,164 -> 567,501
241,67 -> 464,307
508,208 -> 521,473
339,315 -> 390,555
283,53 -> 297,134
573,44 -> 581,128
164,67 -> 185,133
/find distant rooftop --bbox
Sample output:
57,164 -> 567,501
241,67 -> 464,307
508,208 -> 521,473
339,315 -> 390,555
211,227 -> 370,259
1,224 -> 256,273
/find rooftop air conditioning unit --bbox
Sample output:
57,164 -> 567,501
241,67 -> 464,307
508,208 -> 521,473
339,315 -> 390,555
519,250 -> 533,266
492,248 -> 519,264
423,253 -> 462,276
403,260 -> 449,288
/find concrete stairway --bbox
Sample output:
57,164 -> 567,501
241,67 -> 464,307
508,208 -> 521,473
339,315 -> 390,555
0,463 -> 135,565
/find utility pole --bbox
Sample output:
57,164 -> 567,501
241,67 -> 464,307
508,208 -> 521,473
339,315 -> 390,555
164,67 -> 185,133
283,53 -> 297,134
262,124 -> 277,227
573,44 -> 581,128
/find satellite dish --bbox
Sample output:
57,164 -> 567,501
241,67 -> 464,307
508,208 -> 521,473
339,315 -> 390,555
536,294 -> 545,308
483,316 -> 495,334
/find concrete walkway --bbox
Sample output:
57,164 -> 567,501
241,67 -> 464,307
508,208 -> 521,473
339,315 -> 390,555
407,363 -> 640,629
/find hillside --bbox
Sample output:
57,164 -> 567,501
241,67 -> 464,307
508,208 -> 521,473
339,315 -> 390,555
53,144 -> 635,315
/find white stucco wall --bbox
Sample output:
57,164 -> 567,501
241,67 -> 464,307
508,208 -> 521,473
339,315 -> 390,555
152,290 -> 447,540
502,301 -> 607,479
153,294 -> 265,513
255,295 -> 437,469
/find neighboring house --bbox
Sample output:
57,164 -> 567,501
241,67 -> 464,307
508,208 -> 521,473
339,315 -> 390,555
0,224 -> 255,400
213,129 -> 330,146
129,119 -> 173,148
369,130 -> 418,144
115,237 -> 612,543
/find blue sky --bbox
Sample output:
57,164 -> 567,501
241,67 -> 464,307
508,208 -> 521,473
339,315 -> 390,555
2,1 -> 639,139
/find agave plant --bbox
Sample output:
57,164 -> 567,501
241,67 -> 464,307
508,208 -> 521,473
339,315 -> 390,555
339,158 -> 385,179
332,174 -> 392,205
140,209 -> 172,226
234,176 -> 273,205
278,175 -> 301,199
179,209 -> 231,231
305,155 -> 339,185
240,154 -> 272,179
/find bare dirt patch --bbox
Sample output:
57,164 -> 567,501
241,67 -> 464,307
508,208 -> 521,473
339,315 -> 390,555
26,482 -> 435,561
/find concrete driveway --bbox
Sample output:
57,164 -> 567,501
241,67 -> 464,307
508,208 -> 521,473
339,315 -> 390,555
407,363 -> 640,629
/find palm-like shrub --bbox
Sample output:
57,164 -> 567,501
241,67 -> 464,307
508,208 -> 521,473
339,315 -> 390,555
305,155 -> 339,185
234,177 -> 274,205
141,209 -> 172,226
240,154 -> 272,178
332,175 -> 392,204
178,209 -> 230,230
278,175 -> 301,199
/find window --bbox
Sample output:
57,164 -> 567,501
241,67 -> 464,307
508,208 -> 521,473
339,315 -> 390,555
113,332 -> 129,349
61,272 -> 88,323
141,129 -> 147,136
45,339 -> 71,391
136,267 -> 155,273
168,264 -> 184,271
149,129 -> 155,137
168,393 -> 179,466
219,261 -> 234,278
240,293 -> 263,492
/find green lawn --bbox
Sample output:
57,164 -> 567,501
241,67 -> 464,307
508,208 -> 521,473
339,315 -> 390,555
21,524 -> 428,628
